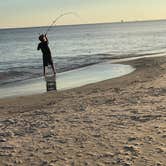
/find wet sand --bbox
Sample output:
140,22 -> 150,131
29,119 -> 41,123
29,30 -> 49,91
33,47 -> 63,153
0,63 -> 134,99
0,56 -> 166,166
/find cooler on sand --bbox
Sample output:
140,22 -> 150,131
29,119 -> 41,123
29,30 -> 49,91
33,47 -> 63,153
45,66 -> 57,92
45,75 -> 57,92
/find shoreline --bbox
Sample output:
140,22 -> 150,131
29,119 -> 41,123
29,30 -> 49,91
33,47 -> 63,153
0,56 -> 165,165
0,62 -> 135,99
1,52 -> 165,99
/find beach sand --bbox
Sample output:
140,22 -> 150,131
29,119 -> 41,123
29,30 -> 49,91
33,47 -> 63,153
0,56 -> 165,166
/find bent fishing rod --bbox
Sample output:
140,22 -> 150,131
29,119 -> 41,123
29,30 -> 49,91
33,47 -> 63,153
44,12 -> 85,35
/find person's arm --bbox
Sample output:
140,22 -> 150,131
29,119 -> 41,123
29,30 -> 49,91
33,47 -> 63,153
44,34 -> 49,44
37,44 -> 40,50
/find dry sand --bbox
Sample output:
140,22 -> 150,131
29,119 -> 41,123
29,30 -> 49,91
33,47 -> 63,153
0,56 -> 165,166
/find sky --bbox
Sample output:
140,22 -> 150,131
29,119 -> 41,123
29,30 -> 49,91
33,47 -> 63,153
0,0 -> 166,28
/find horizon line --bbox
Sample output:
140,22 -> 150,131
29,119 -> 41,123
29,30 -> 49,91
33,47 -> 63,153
0,18 -> 166,30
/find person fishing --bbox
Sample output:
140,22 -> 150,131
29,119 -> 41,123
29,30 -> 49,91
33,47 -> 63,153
37,12 -> 82,77
37,34 -> 56,77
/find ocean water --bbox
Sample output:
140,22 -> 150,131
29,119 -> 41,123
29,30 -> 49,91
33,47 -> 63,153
0,20 -> 166,85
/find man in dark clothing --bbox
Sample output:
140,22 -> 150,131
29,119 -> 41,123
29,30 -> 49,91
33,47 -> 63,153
37,34 -> 56,76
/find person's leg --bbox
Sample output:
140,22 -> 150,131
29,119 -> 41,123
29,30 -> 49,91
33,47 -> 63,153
43,66 -> 46,77
51,63 -> 56,75
48,55 -> 56,75
43,56 -> 46,77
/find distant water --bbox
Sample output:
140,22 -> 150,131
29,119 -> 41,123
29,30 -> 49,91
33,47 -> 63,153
0,20 -> 166,85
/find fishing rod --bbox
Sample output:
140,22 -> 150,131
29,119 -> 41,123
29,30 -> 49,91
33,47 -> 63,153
45,12 -> 85,34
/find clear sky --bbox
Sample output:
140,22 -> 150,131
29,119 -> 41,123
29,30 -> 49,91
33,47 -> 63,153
1,0 -> 166,28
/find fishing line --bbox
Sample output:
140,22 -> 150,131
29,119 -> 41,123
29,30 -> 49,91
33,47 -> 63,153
45,12 -> 86,34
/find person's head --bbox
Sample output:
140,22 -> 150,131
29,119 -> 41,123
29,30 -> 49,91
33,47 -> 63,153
39,34 -> 45,42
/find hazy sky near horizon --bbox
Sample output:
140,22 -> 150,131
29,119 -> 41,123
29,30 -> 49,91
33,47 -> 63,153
1,0 -> 166,28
